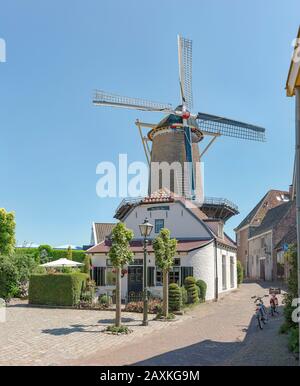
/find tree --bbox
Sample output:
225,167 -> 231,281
153,228 -> 177,317
108,222 -> 134,327
0,209 -> 16,256
36,245 -> 53,264
66,245 -> 73,260
82,254 -> 91,279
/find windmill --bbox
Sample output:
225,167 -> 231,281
93,35 -> 265,203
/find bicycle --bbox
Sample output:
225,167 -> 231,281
251,295 -> 269,329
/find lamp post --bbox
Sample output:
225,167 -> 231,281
139,218 -> 153,326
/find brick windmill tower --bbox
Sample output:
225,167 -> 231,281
93,35 -> 265,221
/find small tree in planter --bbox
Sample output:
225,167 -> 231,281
108,222 -> 134,327
153,228 -> 177,318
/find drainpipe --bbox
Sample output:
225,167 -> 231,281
214,239 -> 219,301
295,88 -> 300,340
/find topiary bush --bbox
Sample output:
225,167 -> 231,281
184,276 -> 199,304
237,260 -> 243,286
29,272 -> 88,306
168,283 -> 182,311
196,279 -> 207,302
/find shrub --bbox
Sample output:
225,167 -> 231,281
168,283 -> 182,311
196,279 -> 207,302
184,276 -> 199,304
29,272 -> 88,306
0,253 -> 43,300
105,325 -> 132,335
288,326 -> 299,354
124,298 -> 162,314
99,294 -> 111,305
180,286 -> 188,304
237,260 -> 243,285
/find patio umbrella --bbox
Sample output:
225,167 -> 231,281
40,258 -> 84,268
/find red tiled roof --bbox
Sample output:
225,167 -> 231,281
86,238 -> 213,254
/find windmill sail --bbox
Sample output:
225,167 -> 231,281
93,90 -> 173,113
178,35 -> 193,110
196,112 -> 266,141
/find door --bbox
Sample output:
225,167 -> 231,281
128,266 -> 143,298
260,260 -> 265,281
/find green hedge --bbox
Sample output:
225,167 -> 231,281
15,248 -> 86,263
29,273 -> 88,306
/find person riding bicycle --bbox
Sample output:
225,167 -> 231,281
270,293 -> 279,315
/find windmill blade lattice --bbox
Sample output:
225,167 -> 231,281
178,36 -> 193,110
197,112 -> 266,142
93,90 -> 174,113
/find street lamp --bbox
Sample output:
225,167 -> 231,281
139,218 -> 153,326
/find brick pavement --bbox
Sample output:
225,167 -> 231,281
0,282 -> 297,366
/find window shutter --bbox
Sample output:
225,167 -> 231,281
181,267 -> 193,286
148,267 -> 155,287
93,267 -> 106,286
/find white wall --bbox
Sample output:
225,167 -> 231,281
124,202 -> 212,239
91,243 -> 237,302
217,247 -> 237,295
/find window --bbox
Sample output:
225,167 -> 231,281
156,267 -> 181,286
148,267 -> 155,287
174,258 -> 180,266
218,222 -> 224,238
181,267 -> 193,286
155,219 -> 164,233
129,259 -> 143,266
93,267 -> 106,286
222,255 -> 227,290
156,269 -> 163,286
169,267 -> 180,285
106,267 -> 116,286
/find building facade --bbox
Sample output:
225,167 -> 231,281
87,190 -> 237,302
235,189 -> 291,277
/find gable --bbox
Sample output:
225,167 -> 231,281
123,201 -> 213,240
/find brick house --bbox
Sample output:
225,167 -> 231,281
234,189 -> 290,277
247,199 -> 295,280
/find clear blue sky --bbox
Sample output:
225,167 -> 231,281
0,0 -> 299,246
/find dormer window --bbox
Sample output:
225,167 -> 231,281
218,222 -> 224,239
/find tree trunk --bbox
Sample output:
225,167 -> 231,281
163,269 -> 169,317
115,267 -> 121,327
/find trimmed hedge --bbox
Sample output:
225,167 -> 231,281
29,273 -> 88,306
184,276 -> 199,304
169,283 -> 182,311
196,279 -> 207,302
15,248 -> 86,263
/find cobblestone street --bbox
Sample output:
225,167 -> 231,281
0,282 -> 297,366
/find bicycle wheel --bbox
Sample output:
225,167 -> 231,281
257,315 -> 263,329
